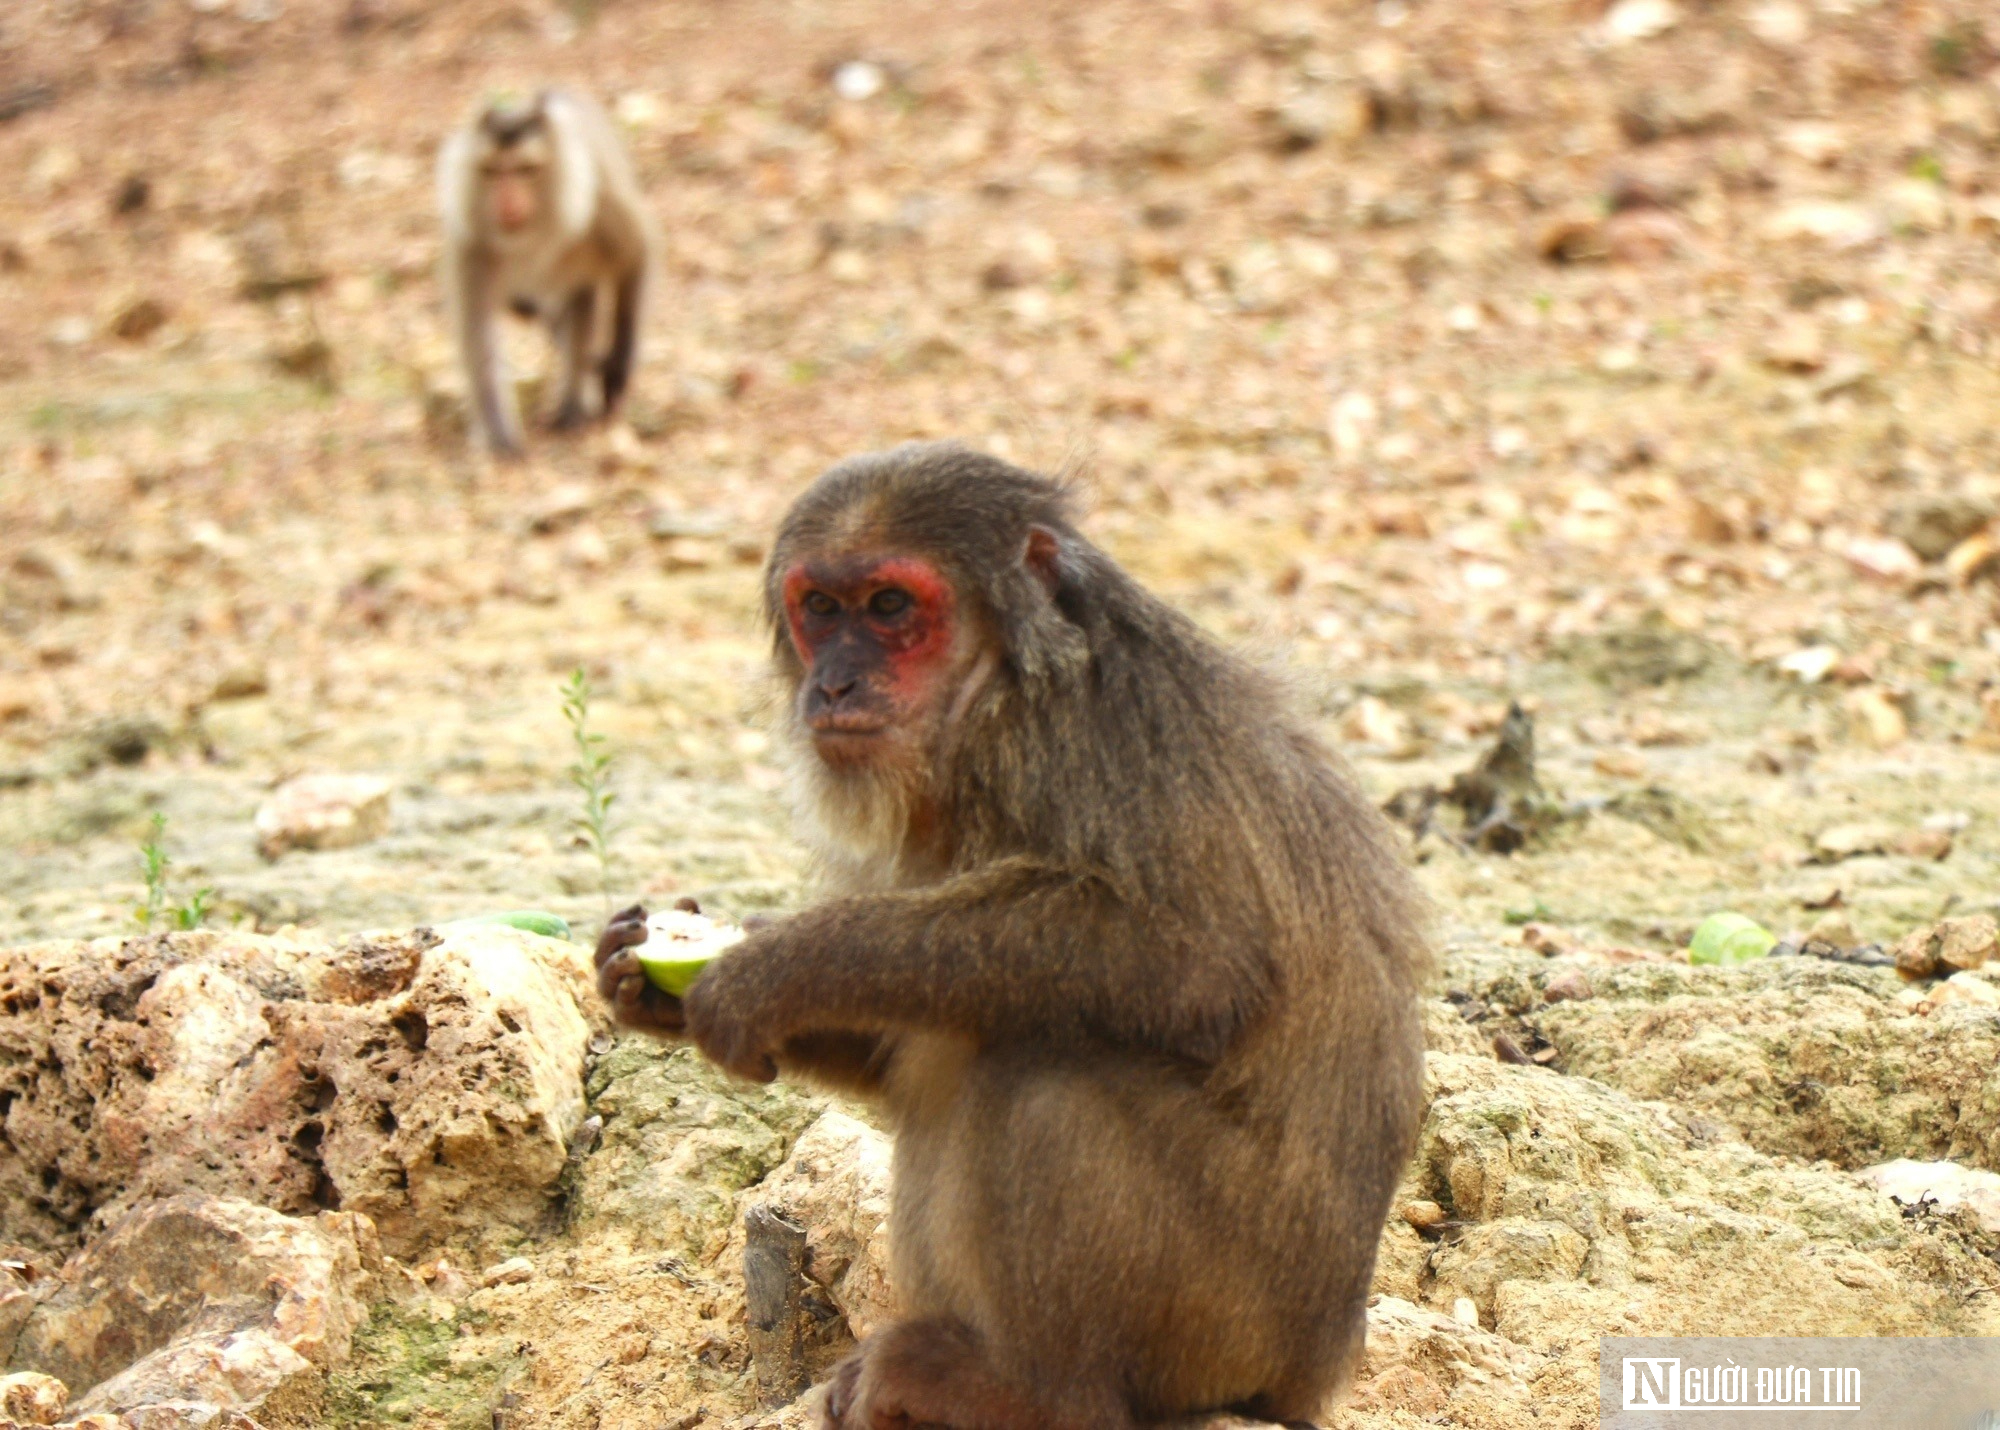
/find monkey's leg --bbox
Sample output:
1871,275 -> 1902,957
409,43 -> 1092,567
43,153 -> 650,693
600,270 -> 641,415
549,285 -> 596,430
825,1317 -> 1131,1430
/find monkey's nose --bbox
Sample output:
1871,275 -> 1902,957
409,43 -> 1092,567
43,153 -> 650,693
817,676 -> 858,702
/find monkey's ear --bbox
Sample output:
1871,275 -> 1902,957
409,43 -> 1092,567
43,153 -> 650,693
1023,525 -> 1063,598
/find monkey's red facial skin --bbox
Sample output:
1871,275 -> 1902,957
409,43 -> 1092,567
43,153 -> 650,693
782,557 -> 957,757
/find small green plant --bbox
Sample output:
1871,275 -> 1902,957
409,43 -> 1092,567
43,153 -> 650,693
1503,898 -> 1556,927
1910,153 -> 1946,185
135,813 -> 215,932
560,668 -> 617,912
175,887 -> 215,931
136,813 -> 169,931
1929,23 -> 1986,78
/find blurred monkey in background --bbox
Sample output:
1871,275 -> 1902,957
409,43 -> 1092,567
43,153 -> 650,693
437,88 -> 657,459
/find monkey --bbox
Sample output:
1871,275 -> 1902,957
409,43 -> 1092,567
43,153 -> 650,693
437,87 -> 657,459
596,443 -> 1430,1429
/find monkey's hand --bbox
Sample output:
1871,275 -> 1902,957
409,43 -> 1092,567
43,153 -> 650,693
593,903 -> 687,1035
681,932 -> 787,1084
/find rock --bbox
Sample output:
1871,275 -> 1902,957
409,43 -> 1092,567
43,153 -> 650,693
1747,0 -> 1808,45
572,1040 -> 820,1258
1892,915 -> 1994,979
1401,1199 -> 1446,1230
1893,826 -> 1954,861
1347,1295 -> 1537,1415
1777,645 -> 1840,683
14,1195 -> 371,1416
1813,822 -> 1899,862
1894,925 -> 1942,979
1603,0 -> 1678,43
1534,213 -> 1608,265
0,927 -> 596,1258
1604,209 -> 1694,263
743,1111 -> 896,1339
1928,974 -> 2000,1011
206,665 -> 270,703
1938,915 -> 1997,971
1340,695 -> 1412,748
1451,948 -> 2000,1173
1420,999 -> 1490,1057
1859,1160 -> 2000,1236
479,1257 -> 534,1288
253,774 -> 392,859
1948,533 -> 2000,586
1520,923 -> 1577,957
109,297 -> 169,342
1266,90 -> 1339,152
1888,495 -> 1994,563
1805,910 -> 1860,950
1592,748 -> 1647,779
72,1333 -> 314,1422
8,545 -> 100,612
0,1263 -> 37,1364
1409,1052 -> 1996,1340
0,1372 -> 67,1425
1841,537 -> 1921,582
113,1406 -> 266,1429
1761,318 -> 1825,373
1542,969 -> 1594,1004
1764,201 -> 1881,250
1884,178 -> 1948,233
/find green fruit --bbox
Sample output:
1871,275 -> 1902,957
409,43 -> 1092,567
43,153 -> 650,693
448,910 -> 573,940
1689,912 -> 1776,966
637,945 -> 726,997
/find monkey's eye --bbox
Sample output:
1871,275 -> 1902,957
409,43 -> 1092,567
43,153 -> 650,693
801,592 -> 840,618
868,589 -> 911,618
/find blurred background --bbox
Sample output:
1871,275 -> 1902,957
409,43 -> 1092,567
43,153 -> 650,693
3,0 -> 2000,957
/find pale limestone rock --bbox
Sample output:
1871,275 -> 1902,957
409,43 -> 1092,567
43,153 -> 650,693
0,928 -> 596,1258
1857,1159 -> 2000,1235
253,774 -> 392,859
0,1372 -> 67,1425
70,1332 -> 313,1420
748,1111 -> 896,1339
14,1197 -> 372,1397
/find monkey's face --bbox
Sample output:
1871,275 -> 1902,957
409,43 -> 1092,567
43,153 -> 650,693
480,136 -> 550,235
781,554 -> 963,771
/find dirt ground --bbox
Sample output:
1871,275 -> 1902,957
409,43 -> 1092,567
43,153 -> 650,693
5,0 -> 2000,1424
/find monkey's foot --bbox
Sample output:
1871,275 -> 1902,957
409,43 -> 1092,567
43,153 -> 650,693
822,1318 -> 1126,1430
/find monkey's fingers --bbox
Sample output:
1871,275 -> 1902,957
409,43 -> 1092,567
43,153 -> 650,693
597,948 -> 685,1030
609,969 -> 687,1034
593,904 -> 650,969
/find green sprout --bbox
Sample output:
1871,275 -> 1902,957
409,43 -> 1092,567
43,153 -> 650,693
561,668 -> 617,913
135,813 -> 214,932
136,813 -> 169,932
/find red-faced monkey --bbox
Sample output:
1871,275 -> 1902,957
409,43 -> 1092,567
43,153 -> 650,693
437,88 -> 656,459
597,444 -> 1430,1428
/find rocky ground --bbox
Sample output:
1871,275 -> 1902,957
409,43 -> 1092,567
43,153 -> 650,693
4,0 -> 2000,1424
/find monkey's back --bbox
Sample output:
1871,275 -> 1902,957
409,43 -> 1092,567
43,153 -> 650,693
892,705 -> 1428,1418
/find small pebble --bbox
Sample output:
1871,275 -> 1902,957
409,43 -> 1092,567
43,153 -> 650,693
481,1256 -> 536,1288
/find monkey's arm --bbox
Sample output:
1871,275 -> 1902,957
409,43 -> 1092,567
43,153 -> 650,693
447,246 -> 525,459
773,1029 -> 891,1095
685,861 -> 1276,1081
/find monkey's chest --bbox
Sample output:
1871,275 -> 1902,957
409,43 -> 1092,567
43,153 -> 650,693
496,238 -> 612,314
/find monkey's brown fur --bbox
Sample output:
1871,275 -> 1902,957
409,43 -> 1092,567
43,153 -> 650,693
598,443 -> 1429,1428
